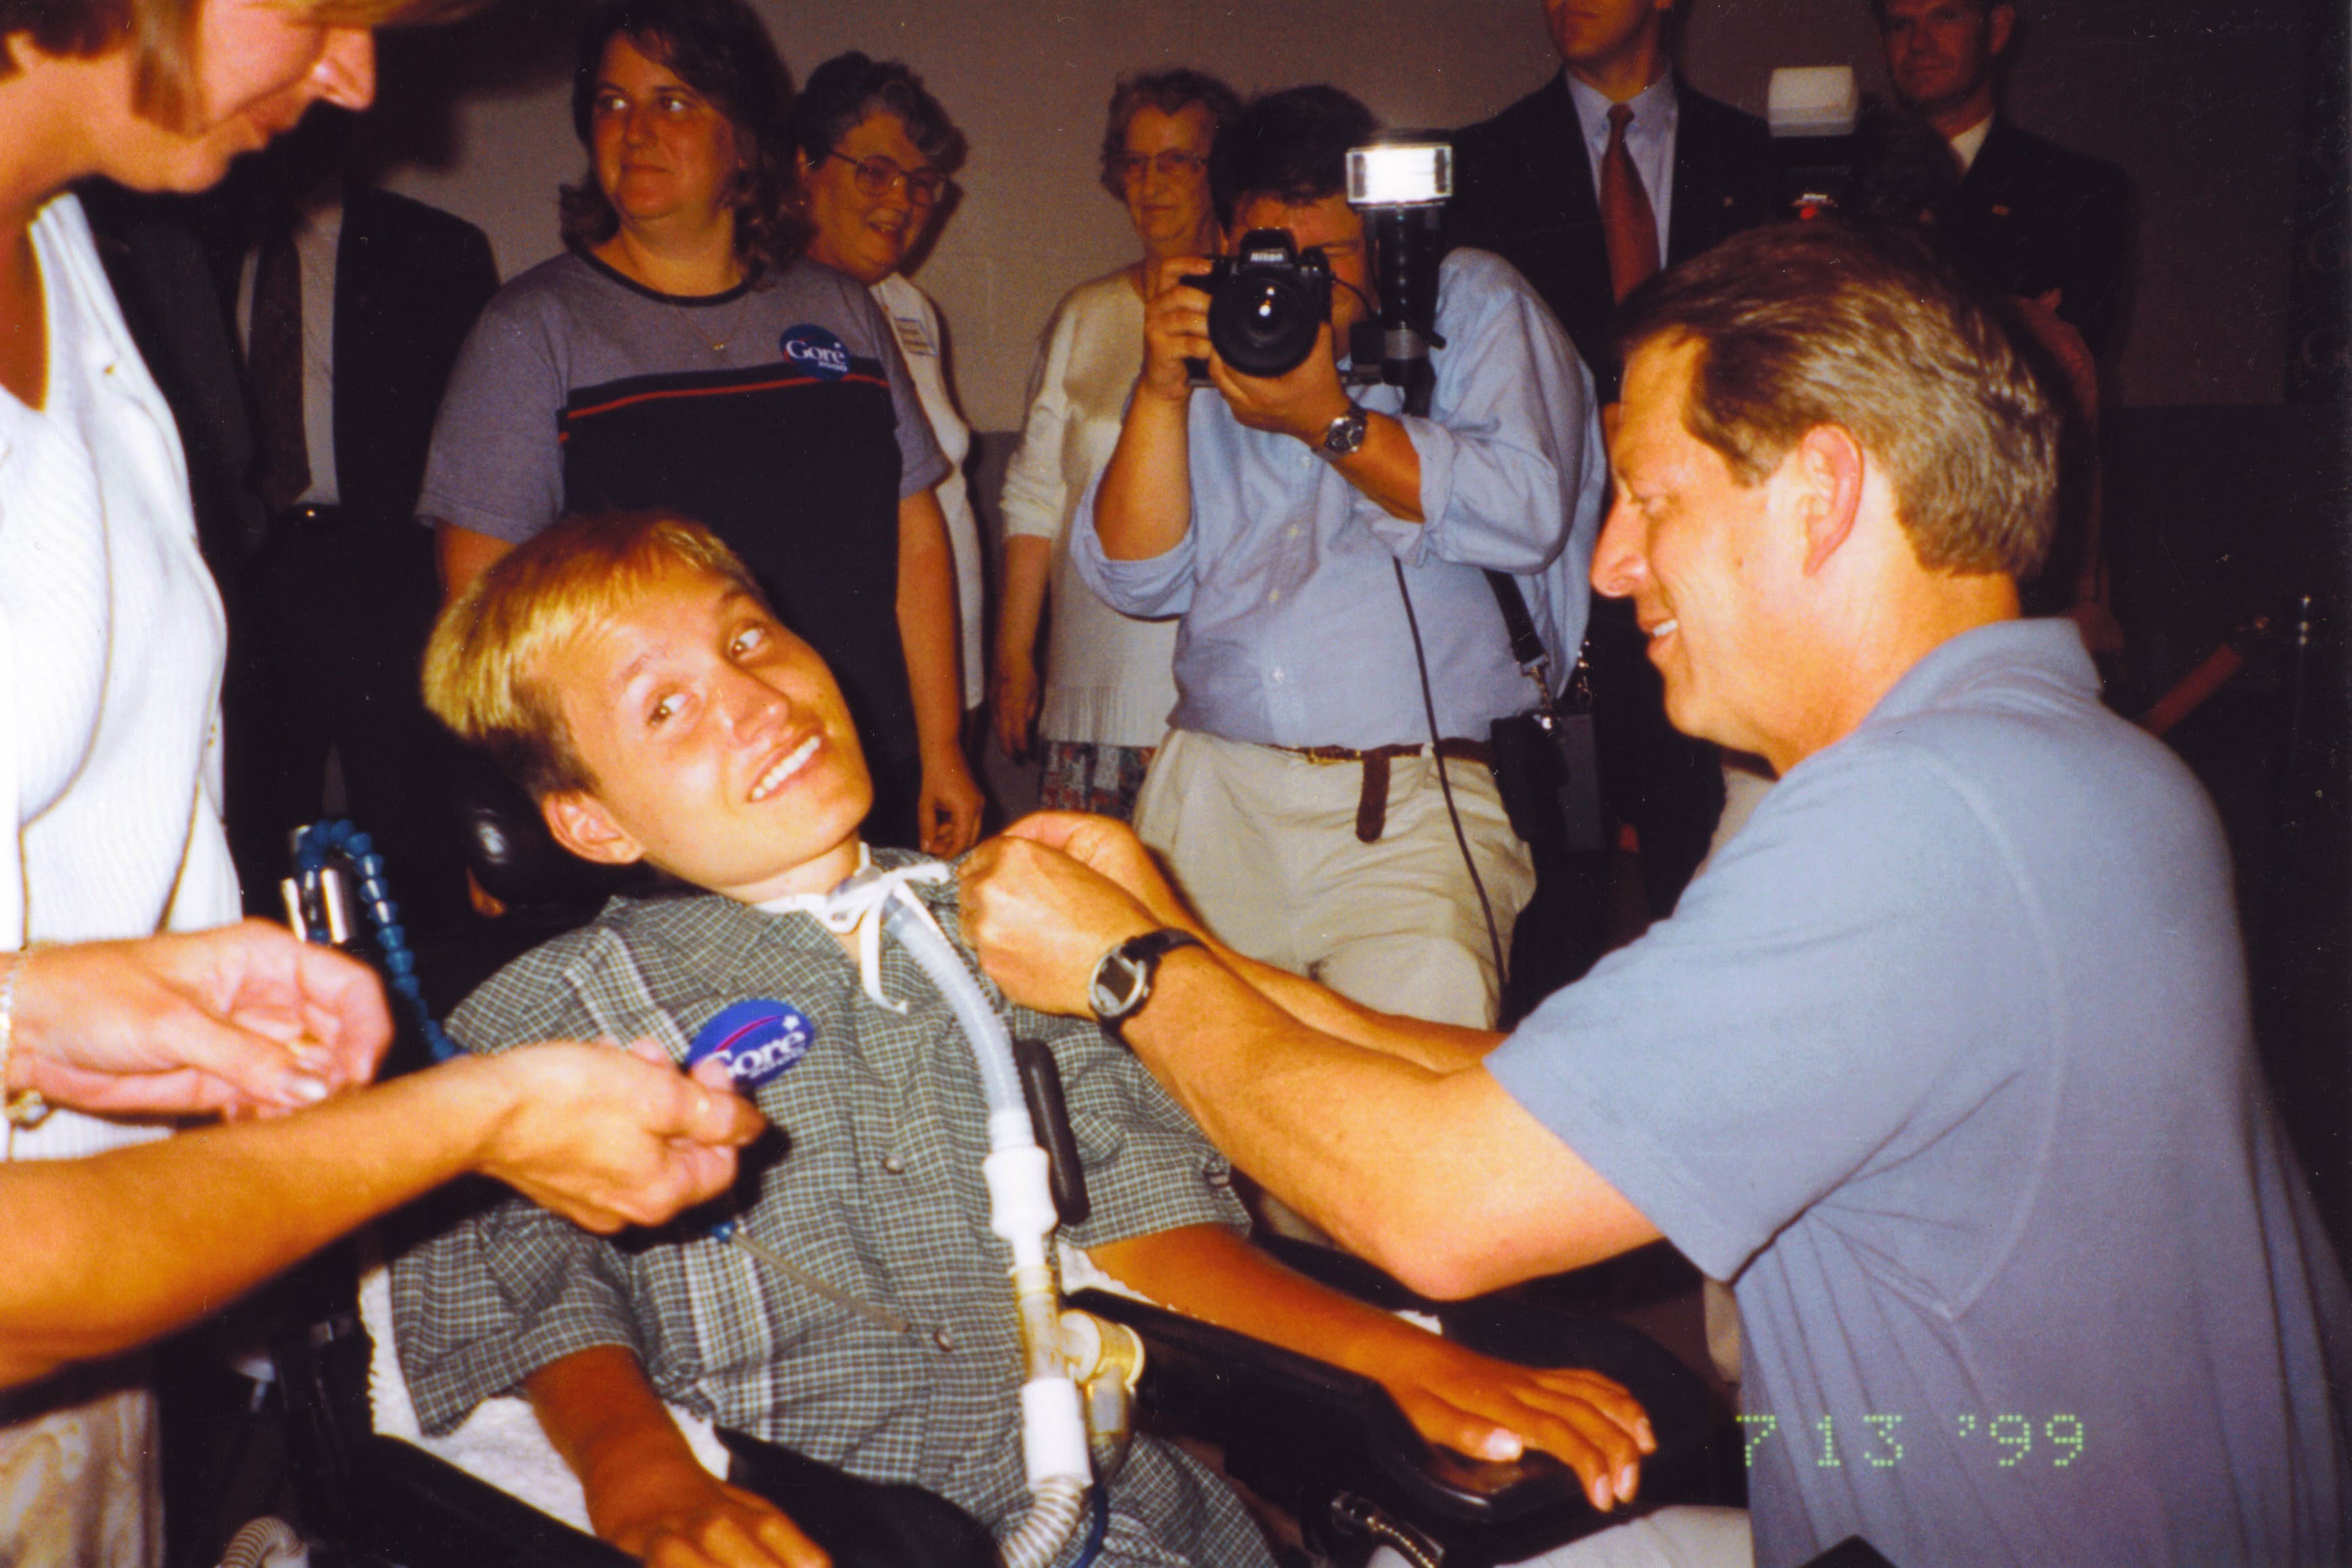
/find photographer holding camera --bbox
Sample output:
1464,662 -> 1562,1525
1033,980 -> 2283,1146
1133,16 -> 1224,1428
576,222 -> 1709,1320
1075,85 -> 1604,1032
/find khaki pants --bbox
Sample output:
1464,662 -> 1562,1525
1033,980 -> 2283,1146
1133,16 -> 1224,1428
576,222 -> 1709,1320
1134,730 -> 1535,1029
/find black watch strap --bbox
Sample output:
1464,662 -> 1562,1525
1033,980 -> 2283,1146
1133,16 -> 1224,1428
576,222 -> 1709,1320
1088,929 -> 1205,1041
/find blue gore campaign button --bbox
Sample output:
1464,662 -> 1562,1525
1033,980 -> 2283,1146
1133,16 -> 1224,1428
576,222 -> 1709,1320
687,999 -> 815,1089
779,324 -> 851,380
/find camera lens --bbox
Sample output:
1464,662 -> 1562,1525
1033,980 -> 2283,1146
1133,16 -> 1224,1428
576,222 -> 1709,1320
1209,274 -> 1321,378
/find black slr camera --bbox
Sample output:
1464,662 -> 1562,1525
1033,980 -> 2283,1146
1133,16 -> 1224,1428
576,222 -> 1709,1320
1183,228 -> 1333,380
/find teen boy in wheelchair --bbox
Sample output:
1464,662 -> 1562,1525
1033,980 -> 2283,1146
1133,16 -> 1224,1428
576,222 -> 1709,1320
392,511 -> 1654,1567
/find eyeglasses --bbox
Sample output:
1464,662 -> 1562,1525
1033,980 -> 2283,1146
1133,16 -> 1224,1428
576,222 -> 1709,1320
1112,150 -> 1209,185
824,150 -> 948,207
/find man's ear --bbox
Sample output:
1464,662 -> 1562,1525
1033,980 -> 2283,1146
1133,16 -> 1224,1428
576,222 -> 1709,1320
1987,2 -> 2017,58
543,791 -> 648,867
1795,423 -> 1866,576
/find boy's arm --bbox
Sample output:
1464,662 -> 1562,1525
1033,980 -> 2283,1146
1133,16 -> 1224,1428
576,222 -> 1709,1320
1089,1225 -> 1654,1514
526,1345 -> 828,1568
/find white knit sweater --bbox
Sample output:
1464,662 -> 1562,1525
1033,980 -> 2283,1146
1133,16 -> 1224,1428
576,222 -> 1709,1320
0,193 -> 238,1162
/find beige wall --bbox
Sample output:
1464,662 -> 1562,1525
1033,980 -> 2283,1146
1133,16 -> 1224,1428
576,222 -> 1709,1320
377,0 -> 2311,426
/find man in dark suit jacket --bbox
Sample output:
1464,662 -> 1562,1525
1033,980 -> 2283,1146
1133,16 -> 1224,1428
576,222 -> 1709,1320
213,129 -> 500,939
1877,0 -> 2133,360
1448,1 -> 1775,1005
1449,0 -> 1774,401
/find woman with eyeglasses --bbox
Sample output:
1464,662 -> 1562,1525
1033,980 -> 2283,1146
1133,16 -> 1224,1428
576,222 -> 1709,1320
422,0 -> 983,856
791,53 -> 989,761
994,69 -> 1239,820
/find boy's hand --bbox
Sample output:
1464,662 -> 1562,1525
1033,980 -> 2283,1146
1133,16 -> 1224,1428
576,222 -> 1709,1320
534,1348 -> 826,1568
1365,1331 -> 1655,1514
595,1456 -> 828,1568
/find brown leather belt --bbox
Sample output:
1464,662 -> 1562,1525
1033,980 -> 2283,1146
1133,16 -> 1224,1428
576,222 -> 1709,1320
1266,739 -> 1495,843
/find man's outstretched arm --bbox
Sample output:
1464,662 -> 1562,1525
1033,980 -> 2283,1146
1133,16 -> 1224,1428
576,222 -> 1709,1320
980,812 -> 1500,1074
961,828 -> 1658,1297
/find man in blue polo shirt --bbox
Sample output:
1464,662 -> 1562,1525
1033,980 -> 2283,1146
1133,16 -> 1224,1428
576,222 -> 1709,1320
965,219 -> 2352,1565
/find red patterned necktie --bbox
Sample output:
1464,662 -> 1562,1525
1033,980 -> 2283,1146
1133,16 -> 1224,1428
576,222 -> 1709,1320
1601,102 -> 1660,302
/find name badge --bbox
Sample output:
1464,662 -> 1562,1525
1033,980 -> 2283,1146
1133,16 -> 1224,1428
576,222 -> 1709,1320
891,314 -> 936,359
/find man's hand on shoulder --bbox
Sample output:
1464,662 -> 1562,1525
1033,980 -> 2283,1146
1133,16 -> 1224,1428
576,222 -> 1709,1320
960,823 -> 1163,1018
1138,255 -> 1217,404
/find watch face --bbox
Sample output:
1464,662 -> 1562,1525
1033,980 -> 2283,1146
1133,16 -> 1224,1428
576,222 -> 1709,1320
1322,408 -> 1368,454
1089,952 -> 1148,1019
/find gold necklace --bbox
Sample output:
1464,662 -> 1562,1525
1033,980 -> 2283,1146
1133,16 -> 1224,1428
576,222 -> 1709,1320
674,283 -> 753,354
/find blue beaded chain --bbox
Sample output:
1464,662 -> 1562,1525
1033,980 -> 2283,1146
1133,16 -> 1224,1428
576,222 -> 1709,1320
291,820 -> 460,1063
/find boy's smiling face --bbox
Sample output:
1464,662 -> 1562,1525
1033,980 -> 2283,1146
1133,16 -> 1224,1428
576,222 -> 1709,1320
540,562 -> 873,903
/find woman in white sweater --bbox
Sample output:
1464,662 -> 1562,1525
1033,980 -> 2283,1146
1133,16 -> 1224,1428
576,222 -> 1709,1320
0,1 -> 402,1559
993,69 -> 1240,819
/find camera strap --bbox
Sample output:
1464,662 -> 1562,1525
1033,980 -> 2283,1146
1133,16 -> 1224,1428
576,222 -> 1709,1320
1482,570 -> 1590,715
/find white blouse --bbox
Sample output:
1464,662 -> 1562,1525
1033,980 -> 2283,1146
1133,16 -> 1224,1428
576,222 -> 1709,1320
998,270 -> 1179,750
870,271 -> 984,712
0,193 -> 238,1161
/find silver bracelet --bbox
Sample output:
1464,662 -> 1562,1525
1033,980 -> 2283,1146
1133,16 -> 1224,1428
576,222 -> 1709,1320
0,947 -> 51,1132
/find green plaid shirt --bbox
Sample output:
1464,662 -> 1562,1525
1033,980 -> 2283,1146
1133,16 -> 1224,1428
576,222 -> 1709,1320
390,853 -> 1269,1566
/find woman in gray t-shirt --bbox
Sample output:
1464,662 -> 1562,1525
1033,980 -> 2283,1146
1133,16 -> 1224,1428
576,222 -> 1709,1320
420,0 -> 978,855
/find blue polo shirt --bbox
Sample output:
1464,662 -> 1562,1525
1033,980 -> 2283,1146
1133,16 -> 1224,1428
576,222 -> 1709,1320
1490,618 -> 2352,1565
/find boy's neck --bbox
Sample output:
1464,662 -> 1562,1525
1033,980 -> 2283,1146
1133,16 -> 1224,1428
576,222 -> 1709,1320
745,838 -> 873,960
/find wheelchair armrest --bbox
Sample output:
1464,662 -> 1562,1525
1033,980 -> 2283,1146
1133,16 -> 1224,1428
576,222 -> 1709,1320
1068,1283 -> 1740,1567
347,1433 -> 635,1568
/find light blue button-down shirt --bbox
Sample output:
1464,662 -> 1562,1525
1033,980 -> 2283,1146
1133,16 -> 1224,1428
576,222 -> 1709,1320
1567,70 -> 1679,268
1072,248 -> 1605,751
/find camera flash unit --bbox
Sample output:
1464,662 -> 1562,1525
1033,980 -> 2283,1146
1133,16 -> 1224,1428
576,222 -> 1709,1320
1347,142 -> 1452,209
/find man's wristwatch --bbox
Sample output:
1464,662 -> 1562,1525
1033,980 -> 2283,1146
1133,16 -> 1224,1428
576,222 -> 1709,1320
1317,404 -> 1370,459
1087,929 -> 1205,1042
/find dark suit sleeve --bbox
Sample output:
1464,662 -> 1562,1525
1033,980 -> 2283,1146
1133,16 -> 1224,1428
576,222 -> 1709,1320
1664,87 -> 1776,265
1960,123 -> 2135,360
2052,159 -> 2131,361
334,190 -> 502,528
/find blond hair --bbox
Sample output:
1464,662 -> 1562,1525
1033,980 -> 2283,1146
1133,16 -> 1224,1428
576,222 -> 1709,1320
0,0 -> 483,131
422,512 -> 765,799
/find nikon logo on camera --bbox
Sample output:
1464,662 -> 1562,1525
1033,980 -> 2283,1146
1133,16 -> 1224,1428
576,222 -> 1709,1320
1183,228 -> 1334,381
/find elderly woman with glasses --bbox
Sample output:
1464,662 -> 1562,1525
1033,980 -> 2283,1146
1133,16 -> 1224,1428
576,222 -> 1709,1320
422,0 -> 982,856
993,69 -> 1240,820
791,53 -> 989,756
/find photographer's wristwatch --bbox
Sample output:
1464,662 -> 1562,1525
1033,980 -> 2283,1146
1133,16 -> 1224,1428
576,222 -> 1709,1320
1318,404 -> 1370,459
1088,929 -> 1205,1042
